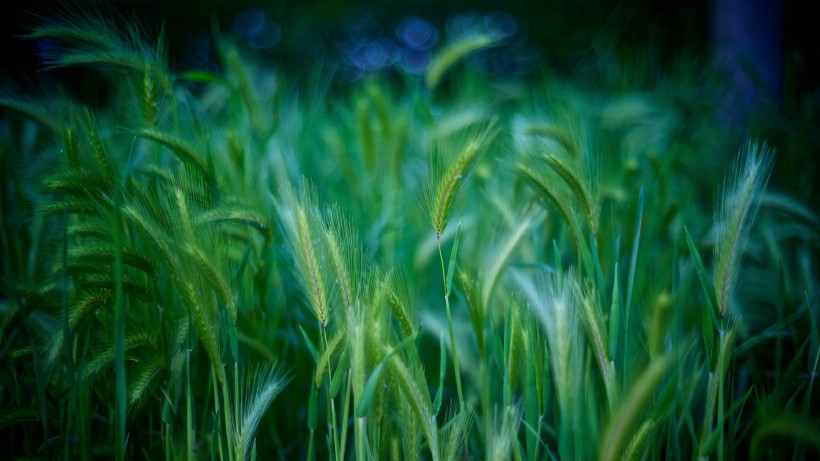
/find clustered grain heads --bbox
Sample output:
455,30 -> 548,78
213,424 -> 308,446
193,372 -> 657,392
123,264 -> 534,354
1,7 -> 817,461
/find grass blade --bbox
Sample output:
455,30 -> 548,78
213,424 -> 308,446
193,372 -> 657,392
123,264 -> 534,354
299,325 -> 320,364
434,333 -> 446,414
608,263 -> 621,362
684,226 -> 718,317
623,186 -> 644,386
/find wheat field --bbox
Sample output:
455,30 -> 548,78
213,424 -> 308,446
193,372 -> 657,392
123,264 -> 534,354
1,6 -> 818,461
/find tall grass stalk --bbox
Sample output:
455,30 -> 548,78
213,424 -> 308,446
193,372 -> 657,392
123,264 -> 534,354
438,227 -> 465,410
427,123 -> 495,414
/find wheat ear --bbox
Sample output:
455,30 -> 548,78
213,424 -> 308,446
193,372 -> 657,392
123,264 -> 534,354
713,141 -> 774,317
429,124 -> 496,237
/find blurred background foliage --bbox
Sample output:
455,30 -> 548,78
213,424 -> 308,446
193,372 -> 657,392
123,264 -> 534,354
2,0 -> 818,197
0,0 -> 814,89
4,0 -> 713,80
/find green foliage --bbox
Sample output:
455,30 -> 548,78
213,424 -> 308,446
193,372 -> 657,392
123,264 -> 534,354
1,7 -> 819,461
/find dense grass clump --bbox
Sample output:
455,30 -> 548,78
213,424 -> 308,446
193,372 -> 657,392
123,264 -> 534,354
1,8 -> 819,461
